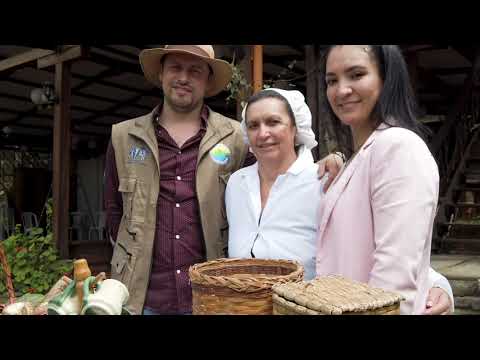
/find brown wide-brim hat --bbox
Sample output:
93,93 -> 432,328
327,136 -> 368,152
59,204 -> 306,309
139,45 -> 233,98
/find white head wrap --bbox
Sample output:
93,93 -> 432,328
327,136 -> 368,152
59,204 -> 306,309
240,88 -> 318,150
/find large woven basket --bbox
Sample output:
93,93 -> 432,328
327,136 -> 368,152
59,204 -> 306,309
189,258 -> 304,315
272,275 -> 404,315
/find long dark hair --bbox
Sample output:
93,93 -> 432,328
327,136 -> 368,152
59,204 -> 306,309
319,45 -> 431,158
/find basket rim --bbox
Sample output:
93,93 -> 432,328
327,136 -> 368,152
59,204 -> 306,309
189,258 -> 304,293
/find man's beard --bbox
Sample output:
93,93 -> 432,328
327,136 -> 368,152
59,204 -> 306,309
164,93 -> 201,114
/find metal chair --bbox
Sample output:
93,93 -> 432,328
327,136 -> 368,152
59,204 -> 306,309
69,211 -> 86,241
7,208 -> 15,236
88,211 -> 106,242
21,212 -> 39,233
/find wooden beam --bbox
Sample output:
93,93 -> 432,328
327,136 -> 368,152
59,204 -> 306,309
287,45 -> 306,55
78,88 -> 159,125
252,45 -> 263,94
89,50 -> 143,75
0,48 -> 54,73
1,77 -> 151,127
0,91 -> 127,119
305,45 -> 320,160
432,67 -> 471,76
0,106 -> 52,119
406,51 -> 419,107
236,46 -> 252,120
98,45 -> 139,61
1,53 -> 151,98
473,48 -> 480,87
451,46 -> 476,64
52,61 -> 71,259
37,46 -> 87,69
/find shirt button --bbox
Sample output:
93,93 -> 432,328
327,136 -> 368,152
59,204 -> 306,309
176,176 -> 182,181
175,203 -> 180,208
178,151 -> 182,155
175,235 -> 180,239
176,270 -> 181,274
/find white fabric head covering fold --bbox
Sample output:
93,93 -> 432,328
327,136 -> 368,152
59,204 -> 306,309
241,88 -> 318,150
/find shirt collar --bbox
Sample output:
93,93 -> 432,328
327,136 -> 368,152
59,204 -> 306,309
242,146 -> 314,179
285,146 -> 315,176
152,100 -> 209,130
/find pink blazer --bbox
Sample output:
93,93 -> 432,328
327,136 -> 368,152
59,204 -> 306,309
316,125 -> 439,314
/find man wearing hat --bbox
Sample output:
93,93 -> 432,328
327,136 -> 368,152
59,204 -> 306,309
104,45 -> 256,315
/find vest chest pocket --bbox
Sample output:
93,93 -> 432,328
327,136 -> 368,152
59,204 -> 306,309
118,177 -> 147,223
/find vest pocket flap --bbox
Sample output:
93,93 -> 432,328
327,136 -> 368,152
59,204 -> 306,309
219,172 -> 232,185
118,178 -> 137,193
110,241 -> 131,274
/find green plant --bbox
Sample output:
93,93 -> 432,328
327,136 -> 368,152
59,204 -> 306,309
0,225 -> 72,296
45,197 -> 53,233
226,55 -> 252,106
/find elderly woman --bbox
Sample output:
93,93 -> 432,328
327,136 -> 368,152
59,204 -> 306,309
226,87 -> 453,314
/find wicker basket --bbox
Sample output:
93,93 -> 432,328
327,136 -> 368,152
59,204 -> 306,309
272,275 -> 404,315
189,258 -> 304,315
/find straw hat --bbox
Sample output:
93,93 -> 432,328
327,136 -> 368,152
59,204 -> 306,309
139,45 -> 233,98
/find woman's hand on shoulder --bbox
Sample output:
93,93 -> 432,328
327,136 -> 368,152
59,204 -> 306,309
316,152 -> 345,192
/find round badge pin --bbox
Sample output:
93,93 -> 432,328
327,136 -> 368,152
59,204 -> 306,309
209,143 -> 231,165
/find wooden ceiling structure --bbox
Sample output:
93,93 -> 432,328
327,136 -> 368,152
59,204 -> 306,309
0,45 -> 475,151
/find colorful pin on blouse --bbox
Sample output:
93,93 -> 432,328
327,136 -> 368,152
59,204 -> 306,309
209,143 -> 231,165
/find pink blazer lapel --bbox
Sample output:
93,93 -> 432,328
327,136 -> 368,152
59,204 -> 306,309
316,130 -> 379,243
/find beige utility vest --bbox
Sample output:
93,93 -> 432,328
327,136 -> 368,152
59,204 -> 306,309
109,107 -> 249,314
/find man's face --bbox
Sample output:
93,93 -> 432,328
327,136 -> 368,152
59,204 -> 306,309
160,53 -> 212,114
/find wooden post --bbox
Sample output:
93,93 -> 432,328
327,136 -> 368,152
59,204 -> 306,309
236,46 -> 252,121
305,45 -> 322,160
252,45 -> 263,94
473,48 -> 480,87
53,61 -> 71,259
406,51 -> 419,98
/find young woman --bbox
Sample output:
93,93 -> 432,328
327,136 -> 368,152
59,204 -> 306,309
316,45 -> 444,314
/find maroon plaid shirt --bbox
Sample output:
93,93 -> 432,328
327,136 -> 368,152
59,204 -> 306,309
104,104 -> 255,314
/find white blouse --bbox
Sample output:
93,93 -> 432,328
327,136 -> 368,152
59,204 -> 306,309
226,148 -> 323,280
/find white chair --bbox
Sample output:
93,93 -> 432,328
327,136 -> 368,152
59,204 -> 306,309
0,212 -> 5,241
21,212 -> 39,233
89,211 -> 106,242
1,208 -> 16,238
7,208 -> 16,236
0,205 -> 6,240
69,211 -> 85,241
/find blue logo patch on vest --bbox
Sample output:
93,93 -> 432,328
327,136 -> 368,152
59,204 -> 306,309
128,146 -> 149,163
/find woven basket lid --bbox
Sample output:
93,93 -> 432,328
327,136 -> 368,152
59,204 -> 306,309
272,275 -> 405,314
